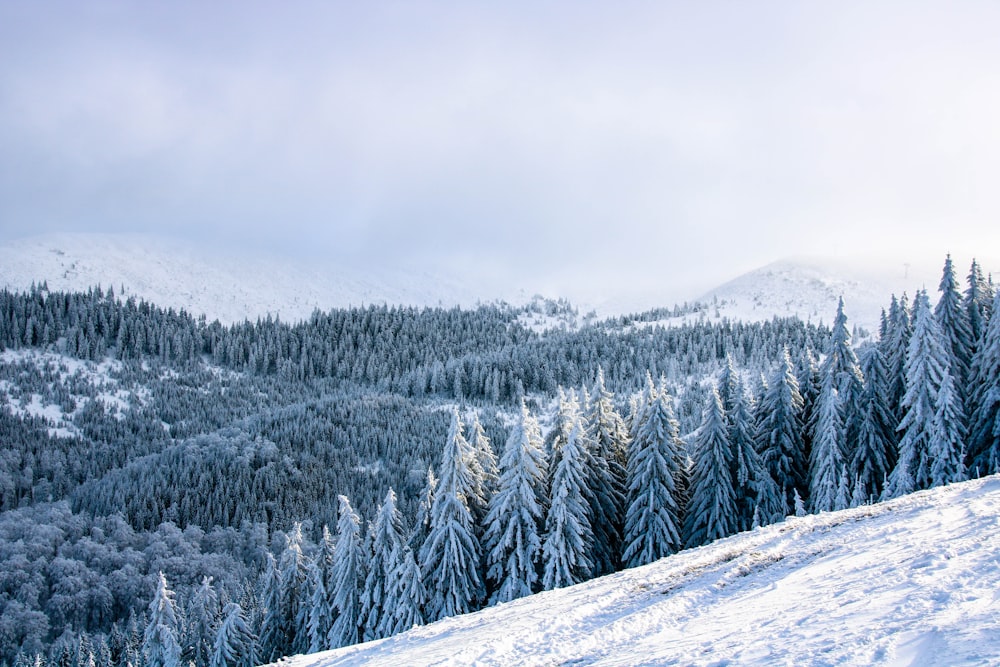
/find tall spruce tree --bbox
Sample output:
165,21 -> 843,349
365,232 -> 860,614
882,294 -> 912,430
184,576 -> 219,667
727,374 -> 771,531
822,299 -> 864,471
383,545 -> 425,637
420,409 -> 484,621
483,400 -> 547,604
966,258 -> 994,347
143,573 -> 182,667
307,526 -> 335,653
935,255 -> 975,411
885,291 -> 965,497
809,375 -> 847,513
328,495 -> 364,649
466,412 -> 497,530
209,603 -> 256,667
542,419 -> 594,589
967,291 -> 1000,476
851,346 -> 897,502
622,378 -> 687,568
583,369 -> 628,575
360,489 -> 405,642
684,386 -> 737,547
278,523 -> 311,656
756,349 -> 806,518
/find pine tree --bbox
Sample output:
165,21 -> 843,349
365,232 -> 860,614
809,375 -> 847,513
967,291 -> 1000,476
483,400 -> 547,604
276,522 -> 310,656
143,573 -> 182,667
622,378 -> 687,568
756,349 -> 806,518
936,255 -> 975,412
929,366 -> 966,487
467,412 -> 498,530
360,489 -> 405,641
822,299 -> 864,471
727,374 -> 770,531
307,526 -> 335,653
209,603 -> 257,667
542,419 -> 594,589
851,346 -> 897,502
583,368 -> 628,576
383,545 -> 425,636
885,291 -> 965,497
882,294 -> 912,430
328,495 -> 364,649
684,386 -> 737,547
410,467 -> 437,553
966,258 -> 994,348
184,576 -> 219,667
420,409 -> 484,621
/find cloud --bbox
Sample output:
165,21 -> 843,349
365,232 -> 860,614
2,1 -> 1000,299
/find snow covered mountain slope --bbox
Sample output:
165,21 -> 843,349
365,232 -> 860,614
695,257 -> 942,334
277,476 -> 1000,667
0,233 -> 522,324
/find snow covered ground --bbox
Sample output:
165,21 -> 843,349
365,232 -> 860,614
275,476 -> 1000,666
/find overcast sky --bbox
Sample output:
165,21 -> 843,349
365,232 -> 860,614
2,1 -> 999,301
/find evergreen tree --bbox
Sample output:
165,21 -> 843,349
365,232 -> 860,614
966,258 -> 994,347
483,400 -> 547,604
967,291 -> 1000,476
756,349 -> 806,518
209,603 -> 256,667
822,299 -> 864,471
885,291 -> 965,497
583,368 -> 628,576
622,378 -> 687,568
935,255 -> 975,411
383,545 -> 425,637
684,386 -> 737,547
542,419 -> 594,589
360,489 -> 405,641
277,523 -> 310,656
410,467 -> 437,553
142,573 -> 182,667
327,495 -> 364,649
882,294 -> 912,429
851,346 -> 897,502
420,409 -> 484,621
307,526 -> 335,653
809,375 -> 847,513
467,412 -> 498,530
727,374 -> 770,531
184,576 -> 219,667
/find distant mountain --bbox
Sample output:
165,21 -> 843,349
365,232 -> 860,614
694,256 -> 985,334
276,475 -> 1000,667
1,234 -> 993,331
0,233 -> 525,324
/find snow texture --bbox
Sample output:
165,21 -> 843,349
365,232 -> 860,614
274,475 -> 1000,666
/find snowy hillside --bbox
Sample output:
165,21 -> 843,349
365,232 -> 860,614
2,234 -> 995,331
0,233 -> 525,325
277,476 -> 1000,667
696,258 -> 933,333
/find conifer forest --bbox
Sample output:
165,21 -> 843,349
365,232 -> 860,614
0,255 -> 997,666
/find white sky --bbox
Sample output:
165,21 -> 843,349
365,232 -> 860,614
2,1 -> 999,303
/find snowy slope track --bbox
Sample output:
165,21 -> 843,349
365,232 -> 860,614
276,476 -> 1000,666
